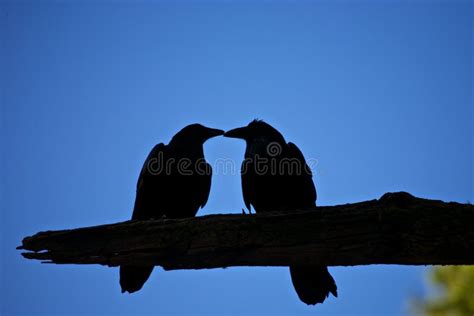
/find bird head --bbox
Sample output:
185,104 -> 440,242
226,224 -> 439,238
170,124 -> 224,146
224,119 -> 285,144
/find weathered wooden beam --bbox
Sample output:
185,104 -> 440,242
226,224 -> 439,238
18,192 -> 474,270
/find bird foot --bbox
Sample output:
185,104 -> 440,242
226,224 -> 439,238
242,208 -> 253,215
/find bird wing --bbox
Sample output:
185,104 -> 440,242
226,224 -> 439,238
198,161 -> 212,209
132,143 -> 167,220
136,143 -> 166,191
287,142 -> 317,205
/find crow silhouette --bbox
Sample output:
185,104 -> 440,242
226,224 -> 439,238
224,120 -> 337,305
120,124 -> 224,293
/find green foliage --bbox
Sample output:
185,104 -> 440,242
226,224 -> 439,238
416,266 -> 474,316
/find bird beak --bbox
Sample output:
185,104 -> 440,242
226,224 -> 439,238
206,127 -> 225,139
223,126 -> 248,139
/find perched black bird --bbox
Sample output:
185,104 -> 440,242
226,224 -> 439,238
224,120 -> 337,305
120,124 -> 224,293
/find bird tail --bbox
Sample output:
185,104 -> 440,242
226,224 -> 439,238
120,265 -> 154,294
289,265 -> 337,305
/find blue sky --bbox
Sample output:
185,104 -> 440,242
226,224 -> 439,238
1,1 -> 472,315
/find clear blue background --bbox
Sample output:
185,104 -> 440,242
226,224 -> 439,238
1,1 -> 472,315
